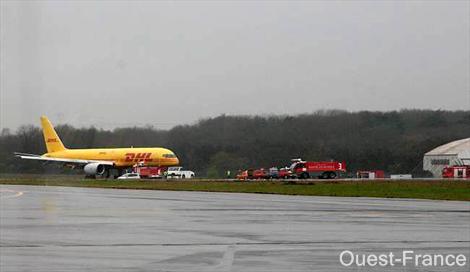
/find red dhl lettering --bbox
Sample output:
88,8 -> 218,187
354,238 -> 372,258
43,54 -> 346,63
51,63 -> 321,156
125,153 -> 153,163
47,138 -> 58,143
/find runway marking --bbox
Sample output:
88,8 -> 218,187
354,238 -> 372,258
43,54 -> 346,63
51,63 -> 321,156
216,245 -> 235,271
0,189 -> 24,199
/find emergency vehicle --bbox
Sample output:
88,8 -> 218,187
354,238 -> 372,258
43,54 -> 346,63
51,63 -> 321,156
133,166 -> 166,178
289,158 -> 346,179
442,165 -> 470,178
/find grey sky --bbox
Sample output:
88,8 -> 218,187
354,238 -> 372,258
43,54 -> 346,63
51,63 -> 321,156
1,0 -> 469,130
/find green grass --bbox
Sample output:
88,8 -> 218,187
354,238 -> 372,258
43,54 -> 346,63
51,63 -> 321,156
1,177 -> 469,201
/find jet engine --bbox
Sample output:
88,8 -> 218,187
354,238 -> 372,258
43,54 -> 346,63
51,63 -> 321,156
84,163 -> 106,175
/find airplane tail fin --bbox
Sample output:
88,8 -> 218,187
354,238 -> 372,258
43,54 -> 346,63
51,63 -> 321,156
40,116 -> 67,153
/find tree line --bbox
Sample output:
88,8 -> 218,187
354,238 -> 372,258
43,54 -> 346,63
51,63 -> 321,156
1,110 -> 469,177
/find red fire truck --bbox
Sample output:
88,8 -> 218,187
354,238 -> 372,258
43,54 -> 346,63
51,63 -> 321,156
290,159 -> 346,179
133,166 -> 167,178
442,165 -> 470,179
252,168 -> 269,179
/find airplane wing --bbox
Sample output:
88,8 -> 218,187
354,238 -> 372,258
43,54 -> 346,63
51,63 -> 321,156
14,153 -> 114,166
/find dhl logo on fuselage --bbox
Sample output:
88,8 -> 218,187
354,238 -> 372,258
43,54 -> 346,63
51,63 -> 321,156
47,138 -> 59,143
125,153 -> 153,163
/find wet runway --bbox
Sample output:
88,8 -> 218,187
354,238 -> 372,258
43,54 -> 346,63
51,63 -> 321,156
1,185 -> 469,271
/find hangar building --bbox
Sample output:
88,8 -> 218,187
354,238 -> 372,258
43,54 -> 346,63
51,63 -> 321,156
423,138 -> 470,177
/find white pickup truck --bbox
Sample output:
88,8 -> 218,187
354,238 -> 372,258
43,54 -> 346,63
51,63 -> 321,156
165,167 -> 195,179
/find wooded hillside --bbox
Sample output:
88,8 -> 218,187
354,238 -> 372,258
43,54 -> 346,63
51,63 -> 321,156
1,110 -> 469,177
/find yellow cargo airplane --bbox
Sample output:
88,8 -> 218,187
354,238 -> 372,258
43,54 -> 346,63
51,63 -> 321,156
15,116 -> 179,178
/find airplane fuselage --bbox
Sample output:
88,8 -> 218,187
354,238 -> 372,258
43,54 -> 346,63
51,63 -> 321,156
44,147 -> 179,168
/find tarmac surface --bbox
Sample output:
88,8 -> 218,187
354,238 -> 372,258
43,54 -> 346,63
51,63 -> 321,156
1,185 -> 469,272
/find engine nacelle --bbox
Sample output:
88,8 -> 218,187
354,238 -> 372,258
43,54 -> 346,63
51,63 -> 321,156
84,163 -> 106,176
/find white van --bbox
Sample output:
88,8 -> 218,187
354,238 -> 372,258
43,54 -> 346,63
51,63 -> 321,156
166,167 -> 195,179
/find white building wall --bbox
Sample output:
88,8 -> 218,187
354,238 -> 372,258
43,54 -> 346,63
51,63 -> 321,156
423,154 -> 461,177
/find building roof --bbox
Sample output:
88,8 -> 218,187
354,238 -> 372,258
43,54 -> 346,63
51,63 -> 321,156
425,138 -> 470,157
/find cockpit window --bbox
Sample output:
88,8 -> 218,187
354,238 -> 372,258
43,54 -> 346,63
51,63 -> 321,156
163,153 -> 176,158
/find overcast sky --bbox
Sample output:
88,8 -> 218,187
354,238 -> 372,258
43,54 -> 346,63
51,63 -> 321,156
1,0 -> 469,130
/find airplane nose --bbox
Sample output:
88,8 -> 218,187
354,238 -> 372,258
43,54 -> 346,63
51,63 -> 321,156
174,157 -> 180,165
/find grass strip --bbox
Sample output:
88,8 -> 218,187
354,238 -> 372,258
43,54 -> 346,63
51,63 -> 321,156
1,178 -> 469,201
